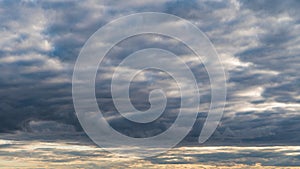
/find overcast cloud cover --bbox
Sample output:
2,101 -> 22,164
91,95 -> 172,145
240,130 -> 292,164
0,0 -> 300,167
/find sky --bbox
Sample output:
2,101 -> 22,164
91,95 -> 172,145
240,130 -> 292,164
0,0 -> 300,168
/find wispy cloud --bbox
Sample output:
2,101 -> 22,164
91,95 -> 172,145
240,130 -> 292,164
0,139 -> 300,168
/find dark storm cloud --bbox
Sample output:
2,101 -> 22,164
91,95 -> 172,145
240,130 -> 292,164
0,0 -> 78,132
0,0 -> 299,146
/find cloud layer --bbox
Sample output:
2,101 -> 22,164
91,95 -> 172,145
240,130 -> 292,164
0,138 -> 300,168
0,0 -> 299,147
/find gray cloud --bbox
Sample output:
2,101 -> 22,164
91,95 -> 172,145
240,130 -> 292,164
0,0 -> 299,148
